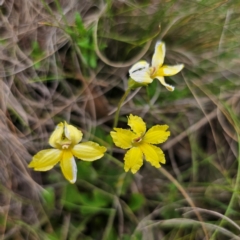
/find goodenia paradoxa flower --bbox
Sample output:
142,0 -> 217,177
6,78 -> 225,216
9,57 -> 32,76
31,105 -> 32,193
129,41 -> 184,91
110,114 -> 170,173
29,122 -> 106,183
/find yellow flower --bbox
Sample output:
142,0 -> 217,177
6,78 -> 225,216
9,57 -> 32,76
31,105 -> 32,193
29,122 -> 106,183
110,114 -> 170,173
129,41 -> 184,91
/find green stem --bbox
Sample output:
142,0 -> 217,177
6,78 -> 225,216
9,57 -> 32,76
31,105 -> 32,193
210,112 -> 240,240
113,87 -> 131,128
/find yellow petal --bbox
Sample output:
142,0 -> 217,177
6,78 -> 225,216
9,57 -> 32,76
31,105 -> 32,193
60,150 -> 77,183
143,125 -> 170,144
64,122 -> 83,145
110,128 -> 135,149
28,149 -> 62,171
157,64 -> 184,76
124,147 -> 143,173
139,142 -> 165,168
128,114 -> 146,136
156,76 -> 175,91
49,122 -> 64,148
129,61 -> 153,83
72,141 -> 106,161
151,41 -> 166,70
34,166 -> 54,171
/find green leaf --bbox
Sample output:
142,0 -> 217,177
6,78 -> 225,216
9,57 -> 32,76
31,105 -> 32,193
77,39 -> 91,49
92,190 -> 111,207
66,184 -> 82,202
78,189 -> 111,207
65,27 -> 74,36
42,187 -> 55,210
44,233 -> 59,240
80,206 -> 113,216
147,79 -> 158,98
75,13 -> 86,34
89,51 -> 97,68
128,193 -> 145,211
31,41 -> 45,66
77,161 -> 97,181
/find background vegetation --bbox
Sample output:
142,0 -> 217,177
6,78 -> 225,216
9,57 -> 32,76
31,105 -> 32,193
0,0 -> 240,239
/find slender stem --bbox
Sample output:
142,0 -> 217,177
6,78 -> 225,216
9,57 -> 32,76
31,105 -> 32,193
113,87 -> 131,128
210,131 -> 240,240
159,168 -> 209,240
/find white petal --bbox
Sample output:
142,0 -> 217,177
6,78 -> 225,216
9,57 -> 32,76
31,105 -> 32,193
129,61 -> 152,83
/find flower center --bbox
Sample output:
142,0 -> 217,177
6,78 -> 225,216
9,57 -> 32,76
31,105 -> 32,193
62,144 -> 70,149
132,134 -> 144,146
57,136 -> 72,149
150,67 -> 156,77
133,137 -> 142,143
132,137 -> 143,147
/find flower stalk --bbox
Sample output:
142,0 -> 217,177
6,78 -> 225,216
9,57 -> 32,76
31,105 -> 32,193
113,87 -> 131,128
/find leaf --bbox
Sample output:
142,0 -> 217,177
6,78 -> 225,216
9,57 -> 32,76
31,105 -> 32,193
42,187 -> 55,210
89,51 -> 97,68
77,161 -> 97,181
80,206 -> 113,216
75,13 -> 86,35
128,193 -> 145,211
147,79 -> 158,98
64,184 -> 82,204
44,233 -> 59,240
78,189 -> 111,208
77,39 -> 91,49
